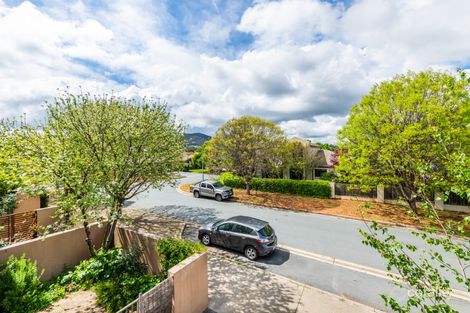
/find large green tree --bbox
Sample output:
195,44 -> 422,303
338,70 -> 470,312
45,92 -> 185,248
337,70 -> 470,213
207,116 -> 286,194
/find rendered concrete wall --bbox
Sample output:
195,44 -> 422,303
0,223 -> 106,281
169,252 -> 208,313
15,194 -> 41,213
36,206 -> 59,232
114,226 -> 162,275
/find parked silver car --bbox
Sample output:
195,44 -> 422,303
189,180 -> 233,201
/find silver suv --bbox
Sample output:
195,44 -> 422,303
190,180 -> 233,201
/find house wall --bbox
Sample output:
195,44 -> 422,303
0,223 -> 107,281
15,194 -> 41,213
169,252 -> 208,313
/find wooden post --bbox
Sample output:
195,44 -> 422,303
9,214 -> 15,243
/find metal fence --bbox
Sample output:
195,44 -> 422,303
118,277 -> 173,313
334,183 -> 377,199
0,211 -> 37,244
445,192 -> 470,206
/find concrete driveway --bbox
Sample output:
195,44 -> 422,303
206,253 -> 383,313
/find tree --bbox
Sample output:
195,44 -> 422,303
281,140 -> 306,179
337,70 -> 470,213
339,70 -> 470,312
46,92 -> 185,248
192,141 -> 208,169
207,116 -> 286,194
0,120 -> 46,216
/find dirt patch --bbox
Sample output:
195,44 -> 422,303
179,183 -> 468,231
39,290 -> 104,313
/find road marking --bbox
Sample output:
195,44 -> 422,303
279,244 -> 470,303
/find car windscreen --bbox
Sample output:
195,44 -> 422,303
258,224 -> 274,237
212,182 -> 224,188
213,219 -> 224,227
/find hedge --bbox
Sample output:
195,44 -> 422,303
219,172 -> 331,198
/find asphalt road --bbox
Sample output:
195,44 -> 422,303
126,172 -> 469,312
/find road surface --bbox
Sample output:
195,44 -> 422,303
126,172 -> 469,312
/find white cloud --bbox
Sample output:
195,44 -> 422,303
1,0 -> 470,142
238,0 -> 341,47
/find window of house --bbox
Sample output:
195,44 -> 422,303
314,168 -> 327,178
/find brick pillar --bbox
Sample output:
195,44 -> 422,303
377,186 -> 385,203
330,182 -> 335,198
435,192 -> 444,210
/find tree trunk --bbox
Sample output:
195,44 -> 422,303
104,218 -> 118,249
406,198 -> 418,214
245,178 -> 252,195
83,221 -> 95,257
398,183 -> 418,214
104,203 -> 122,249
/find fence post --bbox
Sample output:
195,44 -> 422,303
377,186 -> 385,203
330,182 -> 335,198
435,192 -> 444,210
9,214 -> 15,243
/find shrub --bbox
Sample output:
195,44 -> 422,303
319,171 -> 338,182
0,255 -> 64,313
157,238 -> 206,279
60,248 -> 147,289
95,274 -> 160,312
220,173 -> 331,198
0,193 -> 17,216
219,172 -> 245,189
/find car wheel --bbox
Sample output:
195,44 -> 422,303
201,234 -> 211,246
194,191 -> 200,198
215,194 -> 222,202
244,246 -> 258,260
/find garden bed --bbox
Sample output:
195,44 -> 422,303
179,183 -> 468,231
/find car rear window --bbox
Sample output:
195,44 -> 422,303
258,224 -> 274,237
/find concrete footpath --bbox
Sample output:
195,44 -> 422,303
207,254 -> 384,313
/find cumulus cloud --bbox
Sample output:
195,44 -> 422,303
0,0 -> 469,142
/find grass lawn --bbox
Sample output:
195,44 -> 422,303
188,168 -> 205,173
179,183 -> 468,232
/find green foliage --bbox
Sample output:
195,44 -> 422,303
207,116 -> 286,193
60,248 -> 147,289
320,172 -> 338,182
337,70 -> 470,213
157,238 -> 206,278
95,275 -> 160,313
219,172 -> 331,198
351,70 -> 470,313
0,255 -> 64,313
361,222 -> 467,313
316,142 -> 338,151
0,193 -> 17,216
192,141 -> 208,169
219,172 -> 246,189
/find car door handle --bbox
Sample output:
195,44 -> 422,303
241,237 -> 246,239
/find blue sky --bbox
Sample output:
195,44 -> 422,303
1,0 -> 469,142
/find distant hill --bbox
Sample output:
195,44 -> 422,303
184,133 -> 211,149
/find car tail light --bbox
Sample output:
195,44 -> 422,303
256,238 -> 269,244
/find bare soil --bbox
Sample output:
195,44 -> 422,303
180,183 -> 468,231
38,290 -> 104,313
